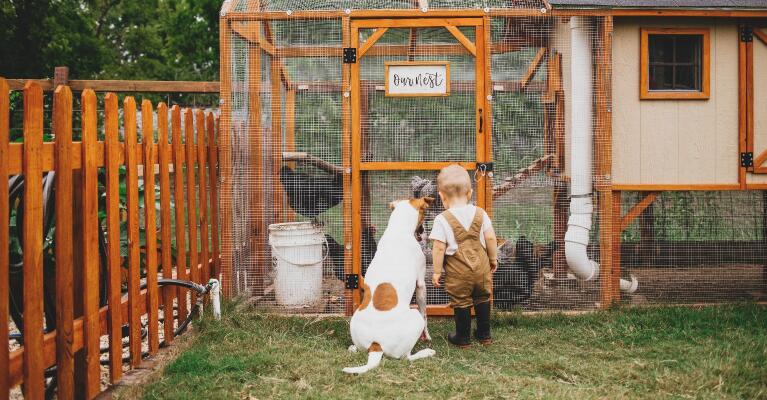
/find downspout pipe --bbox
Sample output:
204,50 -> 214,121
564,17 -> 638,294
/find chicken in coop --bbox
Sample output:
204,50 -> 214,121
279,165 -> 343,219
327,226 -> 378,282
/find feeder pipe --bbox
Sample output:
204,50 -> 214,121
564,17 -> 638,294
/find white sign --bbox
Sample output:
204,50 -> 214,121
385,62 -> 450,97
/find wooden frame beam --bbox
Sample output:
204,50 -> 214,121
619,191 -> 659,232
444,25 -> 477,56
521,47 -> 547,89
358,27 -> 389,57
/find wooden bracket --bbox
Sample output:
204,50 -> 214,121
521,47 -> 546,89
619,191 -> 659,232
445,25 -> 477,56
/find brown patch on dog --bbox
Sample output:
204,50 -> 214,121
372,282 -> 398,311
409,197 -> 435,235
368,342 -> 382,352
358,282 -> 372,311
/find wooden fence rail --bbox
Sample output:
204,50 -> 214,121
0,78 -> 221,399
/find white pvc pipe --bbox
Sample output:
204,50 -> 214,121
565,17 -> 638,294
209,279 -> 222,320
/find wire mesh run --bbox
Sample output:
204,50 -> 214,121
219,6 -> 767,315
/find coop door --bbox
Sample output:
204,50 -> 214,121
745,26 -> 767,175
349,18 -> 492,316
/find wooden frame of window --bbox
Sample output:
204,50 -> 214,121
640,27 -> 710,100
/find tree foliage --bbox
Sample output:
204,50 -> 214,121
0,0 -> 221,80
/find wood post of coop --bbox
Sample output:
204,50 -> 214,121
248,32 -> 265,296
285,89 -> 296,222
596,16 -> 617,307
552,181 -> 568,279
219,8 -> 234,297
347,19 -> 360,315
611,191 -> 622,302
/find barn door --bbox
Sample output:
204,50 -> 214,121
349,17 -> 492,316
743,25 -> 767,174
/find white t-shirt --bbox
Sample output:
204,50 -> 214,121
429,204 -> 492,255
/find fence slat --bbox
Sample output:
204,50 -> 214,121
208,115 -> 220,280
171,106 -> 189,322
0,78 -> 10,399
21,82 -> 45,399
80,89 -> 101,399
196,110 -> 209,282
185,110 -> 199,297
124,97 -> 142,367
104,93 -> 123,383
53,85 -> 75,400
142,100 -> 160,354
157,103 -> 175,345
184,109 -> 200,296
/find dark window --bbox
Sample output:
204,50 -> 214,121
648,34 -> 703,91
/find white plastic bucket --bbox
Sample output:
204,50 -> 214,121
268,221 -> 327,306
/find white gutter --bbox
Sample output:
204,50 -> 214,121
564,17 -> 638,294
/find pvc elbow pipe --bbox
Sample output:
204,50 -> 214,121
564,239 -> 599,281
620,275 -> 639,293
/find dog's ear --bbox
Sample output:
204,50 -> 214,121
409,197 -> 432,211
388,200 -> 400,209
423,197 -> 435,207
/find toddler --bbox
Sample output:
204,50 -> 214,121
430,164 -> 498,347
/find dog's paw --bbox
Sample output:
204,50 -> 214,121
422,348 -> 436,358
420,330 -> 432,342
347,345 -> 358,353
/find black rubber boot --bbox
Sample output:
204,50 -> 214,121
448,307 -> 472,348
474,301 -> 492,345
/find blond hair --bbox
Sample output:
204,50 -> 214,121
437,164 -> 472,199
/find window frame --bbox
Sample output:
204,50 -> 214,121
640,27 -> 711,100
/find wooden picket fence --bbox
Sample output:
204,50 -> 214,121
0,78 -> 221,399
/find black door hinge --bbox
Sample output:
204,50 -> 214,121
345,274 -> 359,289
741,152 -> 754,168
741,26 -> 753,42
343,47 -> 357,63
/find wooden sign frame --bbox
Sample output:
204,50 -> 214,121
384,61 -> 451,97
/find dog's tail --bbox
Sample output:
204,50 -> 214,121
342,343 -> 384,374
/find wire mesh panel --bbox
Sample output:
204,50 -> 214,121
220,1 -> 767,315
620,191 -> 767,305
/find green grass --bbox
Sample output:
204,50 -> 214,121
142,304 -> 767,399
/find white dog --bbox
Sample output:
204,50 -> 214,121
343,197 -> 436,375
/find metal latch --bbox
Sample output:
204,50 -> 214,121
741,152 -> 754,168
343,48 -> 357,63
345,274 -> 359,289
741,26 -> 753,42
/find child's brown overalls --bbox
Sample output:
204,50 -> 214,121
442,209 -> 492,308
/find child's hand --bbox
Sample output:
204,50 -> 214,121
432,273 -> 442,288
490,260 -> 498,274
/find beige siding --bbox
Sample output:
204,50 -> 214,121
747,29 -> 767,184
611,18 -> 740,186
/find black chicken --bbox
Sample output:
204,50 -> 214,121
493,236 -> 545,309
279,165 -> 343,219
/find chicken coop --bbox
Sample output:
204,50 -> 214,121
217,0 -> 767,315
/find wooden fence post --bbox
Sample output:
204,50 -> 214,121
208,115 -> 221,280
196,110 -> 210,282
124,96 -> 142,367
22,82 -> 45,399
104,93 -> 123,383
172,106 -> 189,322
54,66 -> 70,88
53,84 -> 75,400
158,103 -> 176,345
142,100 -> 160,354
80,89 -> 101,398
185,110 -> 199,300
0,77 -> 10,400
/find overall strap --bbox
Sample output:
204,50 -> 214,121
443,211 -> 470,243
